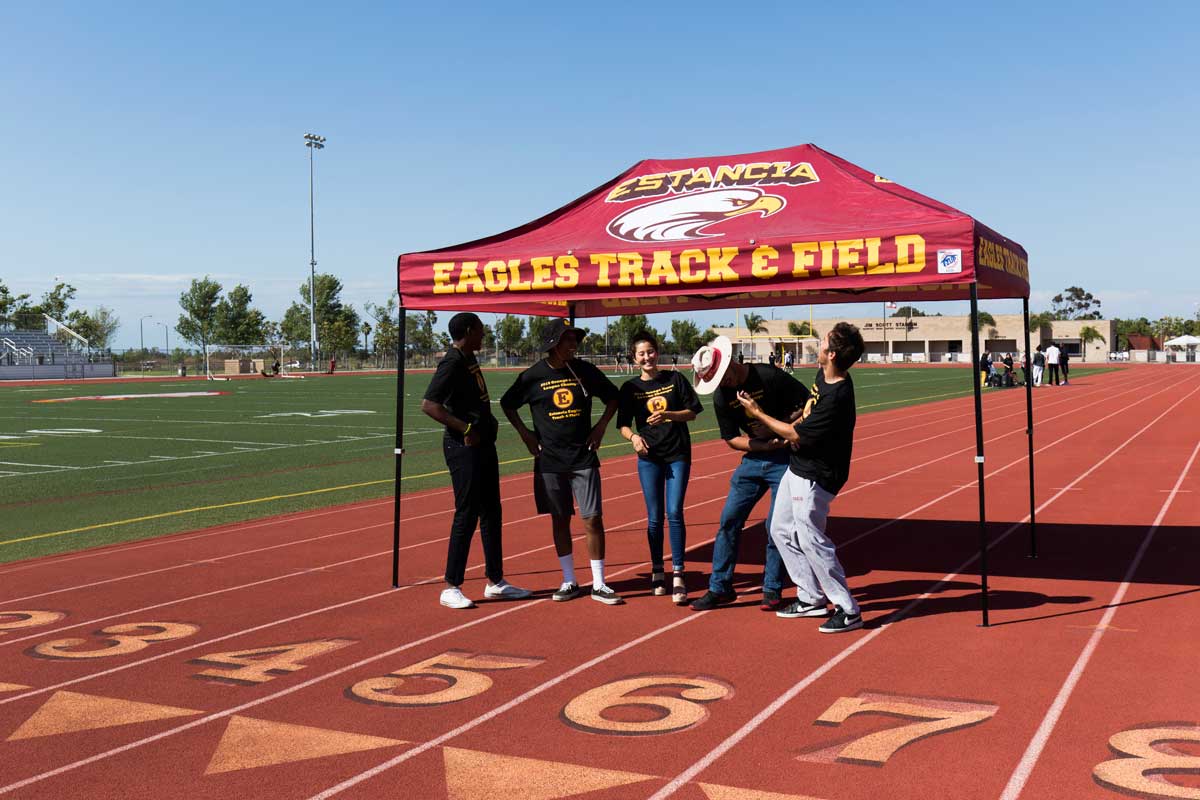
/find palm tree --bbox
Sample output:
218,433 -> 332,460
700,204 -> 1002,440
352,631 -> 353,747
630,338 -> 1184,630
975,311 -> 996,332
1079,325 -> 1106,361
788,321 -> 818,338
743,313 -> 768,334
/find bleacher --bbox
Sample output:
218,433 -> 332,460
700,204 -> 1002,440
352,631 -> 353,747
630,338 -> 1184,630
1,329 -> 76,366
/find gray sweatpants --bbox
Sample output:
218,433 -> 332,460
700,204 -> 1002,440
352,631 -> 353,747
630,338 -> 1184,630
769,470 -> 858,614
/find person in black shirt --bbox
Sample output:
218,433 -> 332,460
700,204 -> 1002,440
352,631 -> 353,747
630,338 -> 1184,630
688,335 -> 810,613
500,319 -> 622,605
737,322 -> 865,633
617,331 -> 704,605
1060,346 -> 1070,385
422,313 -> 531,610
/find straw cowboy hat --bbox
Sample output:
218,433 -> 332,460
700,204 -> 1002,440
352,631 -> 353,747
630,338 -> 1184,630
691,335 -> 733,395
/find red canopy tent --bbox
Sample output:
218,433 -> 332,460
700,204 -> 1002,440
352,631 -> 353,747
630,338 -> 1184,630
394,144 -> 1035,625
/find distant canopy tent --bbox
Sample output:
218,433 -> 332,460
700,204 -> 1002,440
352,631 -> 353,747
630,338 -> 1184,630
394,144 -> 1032,625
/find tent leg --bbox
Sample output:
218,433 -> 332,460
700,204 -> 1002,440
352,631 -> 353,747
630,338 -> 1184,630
1023,297 -> 1037,558
392,303 -> 407,588
568,303 -> 576,327
969,283 -> 989,626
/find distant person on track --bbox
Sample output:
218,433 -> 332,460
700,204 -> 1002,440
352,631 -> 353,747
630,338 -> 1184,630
689,335 -> 810,613
617,330 -> 704,605
1060,346 -> 1070,385
1002,352 -> 1015,387
422,312 -> 531,610
501,319 -> 623,605
735,322 -> 866,633
1045,341 -> 1061,386
785,350 -> 794,373
979,351 -> 992,388
1032,345 -> 1046,387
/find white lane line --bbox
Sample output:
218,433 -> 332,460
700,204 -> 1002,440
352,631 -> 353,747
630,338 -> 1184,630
997,437 -> 1200,800
0,461 -> 79,469
647,377 -> 1200,799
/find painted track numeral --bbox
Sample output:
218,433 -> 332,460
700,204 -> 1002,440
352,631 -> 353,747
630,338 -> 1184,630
349,650 -> 543,707
192,639 -> 354,684
0,611 -> 66,636
805,692 -> 999,766
32,622 -> 198,659
561,675 -> 732,736
1093,725 -> 1200,799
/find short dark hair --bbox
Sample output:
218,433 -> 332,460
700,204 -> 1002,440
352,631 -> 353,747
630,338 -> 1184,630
628,330 -> 659,354
448,312 -> 483,341
827,322 -> 864,371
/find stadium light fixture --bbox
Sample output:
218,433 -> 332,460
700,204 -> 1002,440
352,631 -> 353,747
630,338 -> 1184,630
139,315 -> 153,377
304,132 -> 326,370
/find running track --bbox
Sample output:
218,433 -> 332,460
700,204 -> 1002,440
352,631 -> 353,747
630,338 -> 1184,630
1,365 -> 1198,799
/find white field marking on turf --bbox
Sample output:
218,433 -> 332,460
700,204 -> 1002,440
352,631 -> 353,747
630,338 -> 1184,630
0,413 -> 397,431
0,532 -> 732,794
836,373 -> 1194,549
648,378 -> 1200,800
0,460 -> 79,469
997,437 -> 1200,800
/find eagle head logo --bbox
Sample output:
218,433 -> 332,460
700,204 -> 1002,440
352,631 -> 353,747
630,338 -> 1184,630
607,188 -> 785,243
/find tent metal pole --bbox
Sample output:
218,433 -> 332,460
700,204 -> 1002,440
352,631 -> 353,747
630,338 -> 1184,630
969,283 -> 989,626
568,303 -> 576,327
1023,297 -> 1037,557
392,302 -> 407,588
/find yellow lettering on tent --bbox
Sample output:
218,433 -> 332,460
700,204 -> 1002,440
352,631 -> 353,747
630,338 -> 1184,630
713,164 -> 744,184
592,253 -> 617,287
636,174 -> 664,193
554,255 -> 579,289
791,242 -> 819,277
530,257 -> 555,291
896,235 -> 926,273
742,162 -> 769,181
864,238 -> 893,274
455,262 -> 483,294
819,241 -> 837,277
789,163 -> 819,181
751,245 -> 779,279
686,167 -> 714,188
666,169 -> 691,190
646,251 -> 679,286
508,260 -> 532,291
706,247 -> 739,283
679,249 -> 707,283
617,252 -> 646,287
433,263 -> 455,294
482,260 -> 509,291
606,178 -> 638,201
836,240 -> 865,276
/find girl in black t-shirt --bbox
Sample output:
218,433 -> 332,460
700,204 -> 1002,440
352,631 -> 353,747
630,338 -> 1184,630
617,331 -> 703,605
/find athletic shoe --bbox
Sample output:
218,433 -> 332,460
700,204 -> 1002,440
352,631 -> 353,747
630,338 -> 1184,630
591,586 -> 624,605
690,590 -> 736,611
439,586 -> 475,610
651,570 -> 667,596
483,580 -> 531,600
552,582 -> 582,602
776,599 -> 830,619
760,591 -> 786,612
818,607 -> 863,633
672,573 -> 688,606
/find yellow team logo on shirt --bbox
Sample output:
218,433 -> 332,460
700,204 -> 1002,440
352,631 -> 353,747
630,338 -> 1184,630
646,395 -> 668,414
553,388 -> 575,409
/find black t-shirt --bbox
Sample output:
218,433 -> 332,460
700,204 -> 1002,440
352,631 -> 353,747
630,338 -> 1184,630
1033,351 -> 1046,367
500,358 -> 618,472
616,370 -> 704,463
789,370 -> 856,495
423,347 -> 498,445
713,364 -> 810,447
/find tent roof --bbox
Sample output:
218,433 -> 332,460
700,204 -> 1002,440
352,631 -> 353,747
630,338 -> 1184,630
1164,334 -> 1200,346
397,144 -> 1028,317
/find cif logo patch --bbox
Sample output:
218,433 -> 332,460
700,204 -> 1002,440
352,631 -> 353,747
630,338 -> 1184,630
937,249 -> 962,274
607,188 -> 785,243
645,395 -> 668,414
553,388 -> 575,409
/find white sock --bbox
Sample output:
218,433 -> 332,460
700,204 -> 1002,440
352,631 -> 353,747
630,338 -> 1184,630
558,555 -> 576,585
590,559 -> 606,589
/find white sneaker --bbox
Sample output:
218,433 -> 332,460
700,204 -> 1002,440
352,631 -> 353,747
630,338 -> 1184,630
439,586 -> 475,609
483,580 -> 531,600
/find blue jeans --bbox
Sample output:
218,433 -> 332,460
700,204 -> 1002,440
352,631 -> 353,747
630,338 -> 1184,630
637,458 -> 690,571
708,453 -> 788,595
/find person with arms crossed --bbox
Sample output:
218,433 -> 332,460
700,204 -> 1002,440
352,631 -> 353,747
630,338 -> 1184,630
689,335 -> 810,612
736,322 -> 866,633
1045,341 -> 1061,386
501,319 -> 623,604
617,331 -> 704,605
422,313 -> 531,609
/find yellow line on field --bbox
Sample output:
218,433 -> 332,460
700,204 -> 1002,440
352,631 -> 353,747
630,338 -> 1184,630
0,478 -> 395,547
0,442 -> 38,448
859,389 -> 969,409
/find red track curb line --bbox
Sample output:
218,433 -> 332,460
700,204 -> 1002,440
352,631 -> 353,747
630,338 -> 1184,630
646,375 -> 1200,798
997,437 -> 1200,800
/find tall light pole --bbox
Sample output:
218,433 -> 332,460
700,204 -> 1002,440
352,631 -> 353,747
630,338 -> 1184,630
155,321 -> 169,361
304,132 -> 326,370
140,315 -> 152,377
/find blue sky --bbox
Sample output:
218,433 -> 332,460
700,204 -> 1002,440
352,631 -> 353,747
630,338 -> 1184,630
3,1 -> 1198,348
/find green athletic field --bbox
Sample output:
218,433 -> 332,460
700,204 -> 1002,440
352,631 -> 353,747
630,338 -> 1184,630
0,366 -> 1113,563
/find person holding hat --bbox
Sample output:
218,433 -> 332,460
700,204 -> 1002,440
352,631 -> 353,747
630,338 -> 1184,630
617,330 -> 704,605
735,322 -> 866,633
422,312 -> 531,609
500,318 -> 623,605
689,334 -> 810,612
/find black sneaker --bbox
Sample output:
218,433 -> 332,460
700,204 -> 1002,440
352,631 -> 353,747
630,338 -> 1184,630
777,599 -> 830,619
650,570 -> 666,596
552,582 -> 582,602
818,607 -> 863,633
591,586 -> 623,605
690,590 -> 736,611
760,591 -> 785,612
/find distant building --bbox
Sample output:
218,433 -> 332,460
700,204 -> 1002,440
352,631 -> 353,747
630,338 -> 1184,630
713,315 -> 1116,365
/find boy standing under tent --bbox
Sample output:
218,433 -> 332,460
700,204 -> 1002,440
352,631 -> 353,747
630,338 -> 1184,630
422,313 -> 531,609
501,319 -> 623,605
688,335 -> 810,612
736,322 -> 866,633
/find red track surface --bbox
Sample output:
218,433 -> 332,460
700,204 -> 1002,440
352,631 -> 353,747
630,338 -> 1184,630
1,365 -> 1198,800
